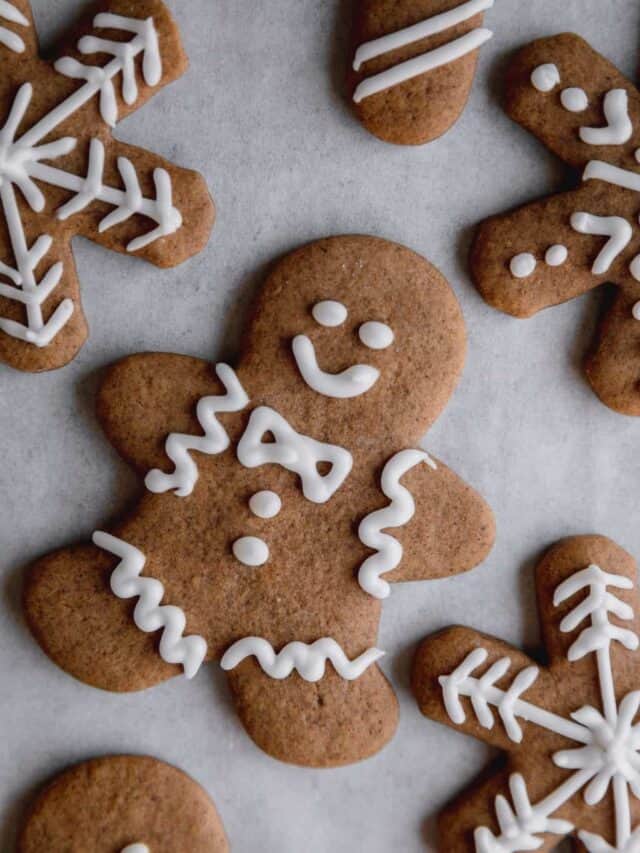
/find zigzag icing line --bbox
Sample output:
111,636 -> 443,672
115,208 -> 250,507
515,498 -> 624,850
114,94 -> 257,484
145,364 -> 249,497
220,637 -> 384,682
93,531 -> 207,679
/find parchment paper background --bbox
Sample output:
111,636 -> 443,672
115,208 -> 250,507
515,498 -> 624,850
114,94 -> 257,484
2,1 -> 640,850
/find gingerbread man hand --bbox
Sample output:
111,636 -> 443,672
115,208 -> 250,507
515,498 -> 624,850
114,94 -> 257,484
472,34 -> 640,415
414,534 -> 640,852
0,0 -> 213,372
24,235 -> 494,767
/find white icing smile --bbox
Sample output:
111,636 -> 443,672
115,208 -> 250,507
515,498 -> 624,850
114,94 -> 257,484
292,334 -> 380,399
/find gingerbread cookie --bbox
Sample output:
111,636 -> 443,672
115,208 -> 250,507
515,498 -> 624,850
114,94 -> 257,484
472,33 -> 640,415
413,534 -> 640,852
349,0 -> 494,145
0,0 -> 214,373
23,235 -> 494,767
18,754 -> 228,852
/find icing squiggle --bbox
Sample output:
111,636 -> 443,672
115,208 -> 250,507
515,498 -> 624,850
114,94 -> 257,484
580,89 -> 632,146
570,212 -> 632,275
93,531 -> 207,679
0,0 -> 28,53
292,334 -> 380,398
220,637 -> 384,682
237,406 -> 353,503
358,449 -> 436,599
145,364 -> 249,497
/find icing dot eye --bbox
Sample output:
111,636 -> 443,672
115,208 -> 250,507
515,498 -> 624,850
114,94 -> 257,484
359,321 -> 394,350
233,536 -> 269,567
312,300 -> 347,327
249,490 -> 282,519
545,245 -> 568,267
531,63 -> 560,93
561,87 -> 588,113
510,253 -> 537,279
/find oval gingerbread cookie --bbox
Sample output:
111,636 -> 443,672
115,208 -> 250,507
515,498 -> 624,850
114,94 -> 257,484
349,0 -> 495,145
18,755 -> 228,853
23,235 -> 494,768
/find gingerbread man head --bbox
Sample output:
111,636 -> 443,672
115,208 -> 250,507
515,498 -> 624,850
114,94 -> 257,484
24,235 -> 494,767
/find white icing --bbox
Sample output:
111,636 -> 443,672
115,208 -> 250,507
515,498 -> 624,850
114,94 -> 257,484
632,301 -> 640,321
441,562 -> 640,851
121,846 -> 150,853
580,89 -> 633,146
0,15 -> 181,348
237,406 -> 353,503
509,253 -> 536,278
358,321 -> 394,350
353,2 -> 494,105
55,14 -> 161,128
232,536 -> 269,567
545,244 -> 568,267
636,149 -> 640,164
583,160 -> 640,193
220,637 -> 384,682
358,449 -> 436,599
553,564 -> 638,662
249,490 -> 281,519
570,212 -> 632,275
93,531 -> 207,679
145,364 -> 249,497
561,87 -> 589,113
530,63 -> 560,93
292,334 -> 380,398
312,300 -> 347,327
0,0 -> 28,53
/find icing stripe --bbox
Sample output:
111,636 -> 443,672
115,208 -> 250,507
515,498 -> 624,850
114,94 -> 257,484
0,0 -> 28,53
145,364 -> 249,498
93,531 -> 207,679
220,637 -> 384,682
353,0 -> 493,70
358,449 -> 436,599
354,28 -> 493,103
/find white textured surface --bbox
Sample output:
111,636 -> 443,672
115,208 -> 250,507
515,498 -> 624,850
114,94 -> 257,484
1,1 -> 639,851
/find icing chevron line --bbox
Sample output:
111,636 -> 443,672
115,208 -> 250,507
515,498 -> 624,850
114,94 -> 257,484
220,637 -> 385,682
93,531 -> 207,679
0,0 -> 28,53
358,449 -> 436,599
570,212 -> 633,276
145,364 -> 249,497
353,0 -> 494,103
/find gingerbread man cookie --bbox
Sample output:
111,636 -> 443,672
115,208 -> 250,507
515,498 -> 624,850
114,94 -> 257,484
23,235 -> 494,767
472,33 -> 640,415
349,0 -> 495,145
414,534 -> 640,852
0,0 -> 214,372
18,754 -> 228,852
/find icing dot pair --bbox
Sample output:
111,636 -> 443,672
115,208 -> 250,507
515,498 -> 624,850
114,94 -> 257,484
232,490 -> 282,567
510,245 -> 568,279
312,300 -> 394,349
530,63 -> 587,110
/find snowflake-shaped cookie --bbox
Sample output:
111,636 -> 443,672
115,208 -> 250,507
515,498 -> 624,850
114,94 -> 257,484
414,534 -> 640,852
472,34 -> 640,415
0,0 -> 213,372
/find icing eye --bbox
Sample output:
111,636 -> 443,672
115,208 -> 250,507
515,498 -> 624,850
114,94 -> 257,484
561,87 -> 588,113
233,536 -> 269,567
359,321 -> 394,350
312,300 -> 347,327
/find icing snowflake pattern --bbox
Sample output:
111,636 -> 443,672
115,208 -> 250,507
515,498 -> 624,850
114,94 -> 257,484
0,1 -> 213,367
426,543 -> 640,852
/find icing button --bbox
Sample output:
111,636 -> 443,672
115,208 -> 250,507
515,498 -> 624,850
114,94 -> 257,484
509,253 -> 537,279
233,536 -> 269,567
249,490 -> 282,519
632,302 -> 640,321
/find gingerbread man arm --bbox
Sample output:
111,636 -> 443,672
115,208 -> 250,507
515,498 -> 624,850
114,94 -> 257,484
96,353 -> 229,474
384,456 -> 495,584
